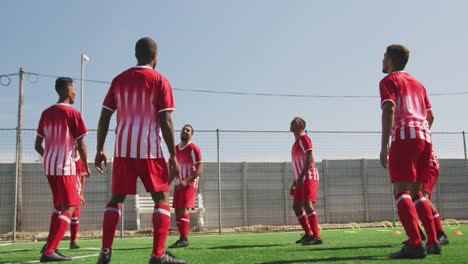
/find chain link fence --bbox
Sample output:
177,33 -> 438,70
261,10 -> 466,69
0,128 -> 467,241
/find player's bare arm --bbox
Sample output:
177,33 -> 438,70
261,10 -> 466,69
95,108 -> 113,173
34,135 -> 44,157
380,101 -> 395,168
427,110 -> 434,128
296,150 -> 313,187
76,137 -> 91,177
159,110 -> 179,179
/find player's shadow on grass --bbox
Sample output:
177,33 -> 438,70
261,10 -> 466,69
261,255 -> 386,263
296,244 -> 394,252
113,247 -> 153,251
209,244 -> 288,250
0,248 -> 38,254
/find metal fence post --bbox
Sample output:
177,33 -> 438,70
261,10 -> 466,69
241,162 -> 248,226
463,131 -> 467,160
282,162 -> 290,225
13,68 -> 25,242
361,159 -> 369,222
217,129 -> 222,234
322,159 -> 329,223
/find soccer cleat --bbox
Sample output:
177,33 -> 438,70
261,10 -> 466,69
40,251 -> 71,262
168,238 -> 189,248
70,242 -> 81,249
149,252 -> 186,264
97,248 -> 112,264
426,243 -> 442,254
302,236 -> 323,245
390,243 -> 427,259
295,234 -> 307,244
437,233 -> 449,245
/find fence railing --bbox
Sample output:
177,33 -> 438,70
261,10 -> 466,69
0,129 -> 467,241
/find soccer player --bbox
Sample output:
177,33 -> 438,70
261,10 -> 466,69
289,117 -> 322,245
379,44 -> 441,258
95,37 -> 185,264
70,146 -> 87,249
35,77 -> 90,262
169,124 -> 203,248
422,150 -> 449,245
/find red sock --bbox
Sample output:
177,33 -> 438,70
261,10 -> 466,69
180,213 -> 190,239
45,211 -> 71,255
295,210 -> 312,236
432,209 -> 444,233
46,209 -> 60,244
413,193 -> 438,245
70,217 -> 79,242
102,202 -> 121,251
153,203 -> 171,258
176,217 -> 183,238
395,192 -> 421,247
306,210 -> 320,239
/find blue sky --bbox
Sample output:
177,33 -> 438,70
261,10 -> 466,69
1,0 -> 467,133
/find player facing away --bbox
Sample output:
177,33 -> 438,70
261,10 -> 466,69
422,150 -> 449,245
95,37 -> 185,264
69,145 -> 87,249
35,77 -> 90,262
379,44 -> 441,259
289,117 -> 322,245
169,124 -> 203,248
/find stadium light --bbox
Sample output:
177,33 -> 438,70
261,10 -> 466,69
80,53 -> 90,116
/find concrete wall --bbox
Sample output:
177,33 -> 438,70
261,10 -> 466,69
1,159 -> 467,235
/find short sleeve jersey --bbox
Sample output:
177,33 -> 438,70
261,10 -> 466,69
429,151 -> 440,178
379,71 -> 432,143
175,142 -> 202,188
103,66 -> 175,159
291,134 -> 319,182
37,104 -> 87,176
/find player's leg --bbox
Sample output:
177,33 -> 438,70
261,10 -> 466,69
303,180 -> 321,242
42,176 -> 60,254
144,158 -> 186,264
422,191 -> 448,245
388,140 -> 426,259
411,142 -> 440,254
170,207 -> 189,248
42,176 -> 78,261
70,200 -> 81,249
292,186 -> 312,243
98,158 -> 134,264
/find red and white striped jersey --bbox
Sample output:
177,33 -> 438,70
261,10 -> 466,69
37,104 -> 87,176
175,142 -> 202,188
429,151 -> 440,177
380,71 -> 432,143
103,66 -> 175,159
291,134 -> 319,182
75,156 -> 85,194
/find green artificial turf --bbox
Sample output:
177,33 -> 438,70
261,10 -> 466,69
0,225 -> 466,264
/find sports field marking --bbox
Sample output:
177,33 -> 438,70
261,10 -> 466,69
3,253 -> 99,264
0,243 -> 12,247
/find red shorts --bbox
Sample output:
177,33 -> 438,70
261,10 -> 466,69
422,168 -> 439,199
112,157 -> 169,195
172,186 -> 197,209
47,176 -> 79,207
389,139 -> 432,183
293,180 -> 319,203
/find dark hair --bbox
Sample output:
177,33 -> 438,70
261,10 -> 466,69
293,117 -> 306,129
135,37 -> 157,65
183,124 -> 194,135
386,44 -> 410,71
55,77 -> 74,94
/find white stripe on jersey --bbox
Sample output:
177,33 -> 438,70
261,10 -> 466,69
191,149 -> 197,164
